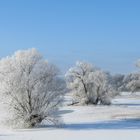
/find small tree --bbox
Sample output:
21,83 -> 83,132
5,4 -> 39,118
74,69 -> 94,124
0,48 -> 65,128
125,60 -> 140,92
121,73 -> 139,92
65,61 -> 114,105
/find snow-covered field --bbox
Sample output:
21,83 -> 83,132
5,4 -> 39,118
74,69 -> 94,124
1,94 -> 140,140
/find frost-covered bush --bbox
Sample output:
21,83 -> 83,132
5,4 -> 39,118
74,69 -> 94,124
65,61 -> 114,105
0,48 -> 65,128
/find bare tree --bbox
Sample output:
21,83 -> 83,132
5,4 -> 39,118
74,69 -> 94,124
0,48 -> 65,128
65,61 -> 114,105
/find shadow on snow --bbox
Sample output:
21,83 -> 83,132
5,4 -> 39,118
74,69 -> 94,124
63,119 -> 140,130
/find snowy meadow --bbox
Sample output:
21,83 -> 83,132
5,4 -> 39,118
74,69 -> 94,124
0,94 -> 140,140
0,49 -> 140,140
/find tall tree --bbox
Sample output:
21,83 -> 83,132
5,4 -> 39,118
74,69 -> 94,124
0,48 -> 65,128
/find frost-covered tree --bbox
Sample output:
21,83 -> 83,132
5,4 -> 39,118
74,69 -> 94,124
121,73 -> 139,92
0,48 -> 65,128
125,60 -> 140,92
65,61 -> 114,105
65,61 -> 96,105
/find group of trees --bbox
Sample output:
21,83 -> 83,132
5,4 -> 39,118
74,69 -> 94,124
65,62 -> 115,105
0,48 -> 139,128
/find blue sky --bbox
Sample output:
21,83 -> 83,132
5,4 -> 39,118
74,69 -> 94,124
0,0 -> 140,74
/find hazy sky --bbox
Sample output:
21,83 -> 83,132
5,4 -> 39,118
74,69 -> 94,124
0,0 -> 140,74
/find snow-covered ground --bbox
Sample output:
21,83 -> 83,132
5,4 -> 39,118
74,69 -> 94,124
1,94 -> 140,140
